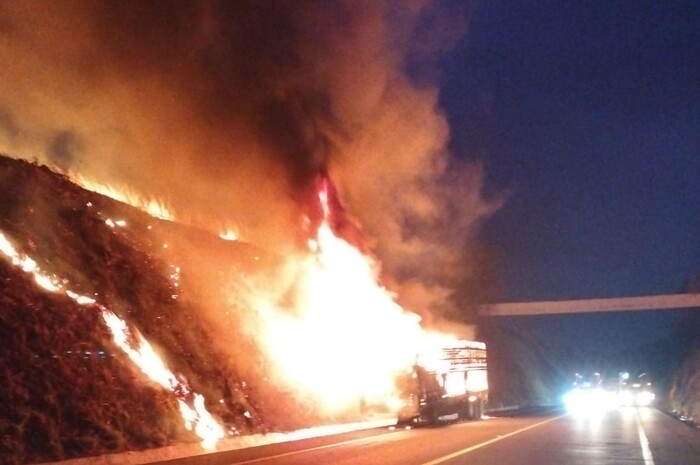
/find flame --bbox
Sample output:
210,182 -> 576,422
69,174 -> 246,244
70,174 -> 175,221
259,179 -> 458,413
101,310 -> 184,392
0,230 -> 224,449
178,394 -> 226,450
5,164 -> 470,442
219,229 -> 239,241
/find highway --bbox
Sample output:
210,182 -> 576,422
151,407 -> 699,465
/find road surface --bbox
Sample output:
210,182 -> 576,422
153,408 -> 699,465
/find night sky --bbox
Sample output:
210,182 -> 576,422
439,1 -> 700,352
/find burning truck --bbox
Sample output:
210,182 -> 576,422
394,340 -> 488,425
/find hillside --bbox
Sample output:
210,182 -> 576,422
0,156 -> 320,464
666,312 -> 700,427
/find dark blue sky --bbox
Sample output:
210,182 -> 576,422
438,1 -> 699,351
441,0 -> 699,302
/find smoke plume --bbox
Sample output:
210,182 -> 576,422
0,0 -> 500,320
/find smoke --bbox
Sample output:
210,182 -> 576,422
0,0 -> 500,320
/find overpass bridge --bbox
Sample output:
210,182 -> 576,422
479,293 -> 700,316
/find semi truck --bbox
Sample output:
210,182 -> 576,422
395,340 -> 488,425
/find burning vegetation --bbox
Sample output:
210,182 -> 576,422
0,155 -> 479,464
0,156 -> 276,463
0,2 -> 501,463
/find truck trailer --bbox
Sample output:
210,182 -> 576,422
396,340 -> 488,425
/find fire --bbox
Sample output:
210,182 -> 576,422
0,230 -> 224,449
101,310 -> 225,448
3,163 -> 463,445
68,174 -> 246,245
259,178 -> 458,413
70,174 -> 175,221
101,310 -> 185,392
219,229 -> 238,241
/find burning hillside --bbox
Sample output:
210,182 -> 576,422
0,1 -> 500,319
0,3 -> 500,463
0,155 -> 476,464
0,156 -> 282,463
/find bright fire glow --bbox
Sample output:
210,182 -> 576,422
466,369 -> 489,392
178,394 -> 226,450
259,180 -> 460,413
70,174 -> 175,221
219,230 -> 239,241
101,310 -> 183,392
0,230 -> 224,449
443,372 -> 467,397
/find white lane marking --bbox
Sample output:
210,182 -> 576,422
419,415 -> 567,465
635,410 -> 656,465
230,433 -> 391,464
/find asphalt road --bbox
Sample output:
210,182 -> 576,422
154,407 -> 699,465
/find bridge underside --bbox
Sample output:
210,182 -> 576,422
479,293 -> 700,316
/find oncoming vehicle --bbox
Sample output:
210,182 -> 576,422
619,372 -> 655,406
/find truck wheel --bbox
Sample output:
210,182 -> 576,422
468,399 -> 482,420
467,401 -> 476,420
458,403 -> 470,420
427,409 -> 439,425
